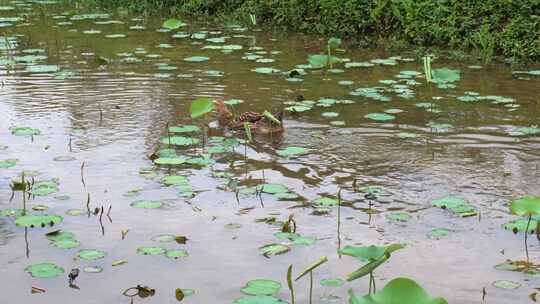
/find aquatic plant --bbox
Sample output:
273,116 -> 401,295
340,244 -> 404,294
509,196 -> 540,261
348,277 -> 448,304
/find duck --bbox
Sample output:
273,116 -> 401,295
215,99 -> 284,134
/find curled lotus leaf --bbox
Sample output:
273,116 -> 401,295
15,214 -> 63,228
241,279 -> 282,296
25,262 -> 64,278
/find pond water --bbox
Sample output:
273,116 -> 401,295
1,1 -> 540,303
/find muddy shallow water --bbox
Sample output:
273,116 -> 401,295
1,1 -> 540,303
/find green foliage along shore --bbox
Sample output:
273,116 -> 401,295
83,0 -> 539,60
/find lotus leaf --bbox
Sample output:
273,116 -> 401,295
169,125 -> 200,133
241,279 -> 281,296
320,278 -> 344,287
30,181 -> 59,196
233,296 -> 288,304
137,247 -> 166,255
160,136 -> 200,146
154,157 -> 186,165
162,19 -> 186,29
365,113 -> 395,122
165,249 -> 188,259
131,200 -> 163,209
184,56 -> 209,62
162,175 -> 189,186
77,249 -> 106,260
11,126 -> 40,136
259,243 -> 290,257
427,228 -> 450,239
25,262 -> 64,278
15,214 -> 63,228
26,65 -> 59,73
313,198 -> 338,207
190,98 -> 215,118
503,219 -> 538,233
276,147 -> 309,157
348,278 -> 448,304
385,212 -> 411,222
510,196 -> 540,216
257,184 -> 289,194
492,280 -> 520,289
0,159 -> 16,168
83,266 -> 103,273
431,68 -> 460,83
431,196 -> 476,217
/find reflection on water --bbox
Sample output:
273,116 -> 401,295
0,1 -> 539,303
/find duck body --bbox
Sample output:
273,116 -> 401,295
215,100 -> 284,134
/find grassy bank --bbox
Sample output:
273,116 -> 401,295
82,0 -> 539,61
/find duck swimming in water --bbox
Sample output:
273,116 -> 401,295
215,99 -> 284,134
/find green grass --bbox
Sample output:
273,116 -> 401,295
80,0 -> 539,61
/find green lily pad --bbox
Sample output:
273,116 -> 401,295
184,56 -> 209,62
385,212 -> 411,222
25,263 -> 64,278
66,209 -> 86,216
431,196 -> 476,217
348,277 -> 448,304
11,126 -> 40,136
162,18 -> 186,29
46,231 -> 75,242
285,105 -> 311,113
308,54 -> 341,68
105,34 -> 127,39
52,238 -> 80,249
427,228 -> 450,239
431,68 -> 460,83
30,181 -> 59,196
154,157 -> 186,165
516,127 -> 540,136
233,296 -> 288,304
241,279 -> 282,296
131,200 -> 163,209
340,245 -> 387,262
161,136 -> 200,146
259,243 -> 290,257
397,132 -> 418,139
503,219 -> 538,233
365,113 -> 395,122
257,184 -> 289,194
77,249 -> 107,261
26,65 -> 59,73
1,208 -> 24,217
276,147 -> 309,157
0,159 -> 17,168
510,196 -> 540,216
313,197 -> 338,207
83,266 -> 103,273
165,249 -> 188,259
162,175 -> 189,186
169,125 -> 200,133
15,215 -> 63,228
320,278 -> 344,287
492,280 -> 520,289
137,246 -> 166,255
253,67 -> 280,74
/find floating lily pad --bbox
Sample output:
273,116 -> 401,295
66,209 -> 86,216
313,198 -> 338,207
25,263 -> 64,278
432,68 -> 460,83
492,280 -> 520,289
0,159 -> 16,168
160,136 -> 200,146
165,249 -> 188,259
431,196 -> 476,217
184,56 -> 209,62
276,147 -> 309,157
131,200 -> 163,209
427,228 -> 450,239
11,126 -> 40,136
83,266 -> 103,273
1,208 -> 24,217
162,175 -> 189,186
259,243 -> 290,257
52,238 -> 80,249
26,65 -> 59,73
137,246 -> 166,255
257,184 -> 289,194
253,67 -> 280,74
503,219 -> 538,233
233,296 -> 287,304
385,212 -> 411,222
241,279 -> 282,296
15,214 -> 63,228
162,18 -> 186,29
365,113 -> 395,122
320,278 -> 344,287
77,249 -> 106,261
30,181 -> 59,196
169,125 -> 200,133
154,157 -> 186,165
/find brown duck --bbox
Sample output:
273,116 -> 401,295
215,99 -> 284,134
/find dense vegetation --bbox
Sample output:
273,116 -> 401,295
82,0 -> 539,61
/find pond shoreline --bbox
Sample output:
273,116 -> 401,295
79,0 -> 540,62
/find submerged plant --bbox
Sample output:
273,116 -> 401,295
509,196 -> 540,261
